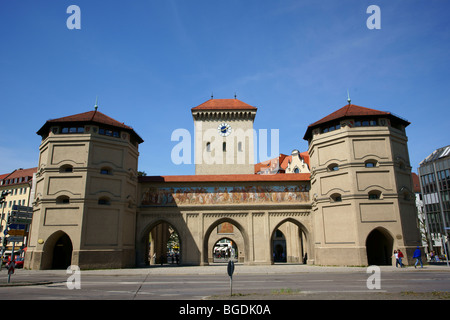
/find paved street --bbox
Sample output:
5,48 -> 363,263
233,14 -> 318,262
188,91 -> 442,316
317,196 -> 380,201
1,264 -> 449,300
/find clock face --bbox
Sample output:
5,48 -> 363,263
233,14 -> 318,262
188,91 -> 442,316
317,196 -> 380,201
218,122 -> 232,137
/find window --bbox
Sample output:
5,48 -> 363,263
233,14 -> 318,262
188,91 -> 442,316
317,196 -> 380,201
206,142 -> 211,152
238,142 -> 243,152
98,197 -> 111,205
61,127 -> 84,134
223,142 -> 226,152
330,193 -> 342,202
368,190 -> 381,200
100,167 -> 112,175
328,164 -> 339,171
294,167 -> 300,173
365,161 -> 377,168
56,196 -> 70,204
59,165 -> 73,173
99,127 -> 119,138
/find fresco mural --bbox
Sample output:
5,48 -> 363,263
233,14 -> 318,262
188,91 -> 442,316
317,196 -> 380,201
141,185 -> 310,206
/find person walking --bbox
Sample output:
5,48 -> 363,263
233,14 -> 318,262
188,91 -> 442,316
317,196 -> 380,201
393,250 -> 400,267
397,249 -> 404,268
413,246 -> 423,268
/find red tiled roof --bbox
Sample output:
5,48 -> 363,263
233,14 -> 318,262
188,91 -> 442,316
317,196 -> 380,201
192,99 -> 257,111
139,173 -> 310,183
255,151 -> 310,174
303,104 -> 410,140
308,104 -> 391,128
6,167 -> 38,179
43,110 -> 134,130
37,110 -> 143,143
0,167 -> 38,185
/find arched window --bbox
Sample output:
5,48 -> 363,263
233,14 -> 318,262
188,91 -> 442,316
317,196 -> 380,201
59,165 -> 73,173
328,163 -> 339,171
98,197 -> 111,205
365,160 -> 377,168
100,167 -> 112,175
56,195 -> 70,204
206,142 -> 211,152
330,193 -> 342,202
368,190 -> 381,200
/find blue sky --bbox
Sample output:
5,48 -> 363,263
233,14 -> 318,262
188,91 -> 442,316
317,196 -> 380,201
0,0 -> 449,176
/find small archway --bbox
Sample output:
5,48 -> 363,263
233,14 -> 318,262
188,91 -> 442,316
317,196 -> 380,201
212,238 -> 238,263
272,229 -> 286,262
366,228 -> 393,265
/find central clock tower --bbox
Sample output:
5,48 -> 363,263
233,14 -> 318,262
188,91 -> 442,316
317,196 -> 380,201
191,98 -> 257,175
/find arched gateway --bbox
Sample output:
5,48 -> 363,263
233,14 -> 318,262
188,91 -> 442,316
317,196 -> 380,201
136,174 -> 312,266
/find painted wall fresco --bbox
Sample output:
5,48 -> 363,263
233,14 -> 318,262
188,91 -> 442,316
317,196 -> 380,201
141,185 -> 310,206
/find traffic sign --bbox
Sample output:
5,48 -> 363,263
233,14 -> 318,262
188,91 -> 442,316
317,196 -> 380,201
7,230 -> 26,236
11,205 -> 33,213
9,217 -> 32,224
8,224 -> 26,230
7,236 -> 24,242
11,212 -> 33,219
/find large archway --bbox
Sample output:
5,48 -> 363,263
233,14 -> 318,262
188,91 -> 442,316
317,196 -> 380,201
141,220 -> 182,266
366,228 -> 394,266
203,218 -> 249,265
41,231 -> 73,270
270,219 -> 309,264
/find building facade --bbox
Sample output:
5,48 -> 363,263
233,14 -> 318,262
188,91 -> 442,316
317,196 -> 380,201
0,167 -> 37,256
24,98 -> 422,269
417,146 -> 450,258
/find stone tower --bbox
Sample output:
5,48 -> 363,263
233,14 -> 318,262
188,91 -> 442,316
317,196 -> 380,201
192,98 -> 257,175
25,109 -> 143,269
303,104 -> 421,266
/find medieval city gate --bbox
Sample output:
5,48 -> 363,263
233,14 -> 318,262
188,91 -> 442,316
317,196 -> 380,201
136,175 -> 312,267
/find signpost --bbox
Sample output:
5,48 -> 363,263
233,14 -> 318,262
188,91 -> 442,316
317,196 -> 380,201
3,205 -> 33,282
227,260 -> 235,296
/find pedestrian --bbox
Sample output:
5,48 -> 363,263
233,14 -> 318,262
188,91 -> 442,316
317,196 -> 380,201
413,246 -> 423,268
393,250 -> 400,267
397,249 -> 404,268
430,251 -> 436,262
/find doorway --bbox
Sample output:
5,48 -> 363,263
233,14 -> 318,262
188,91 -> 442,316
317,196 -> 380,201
51,233 -> 73,269
366,228 -> 393,265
